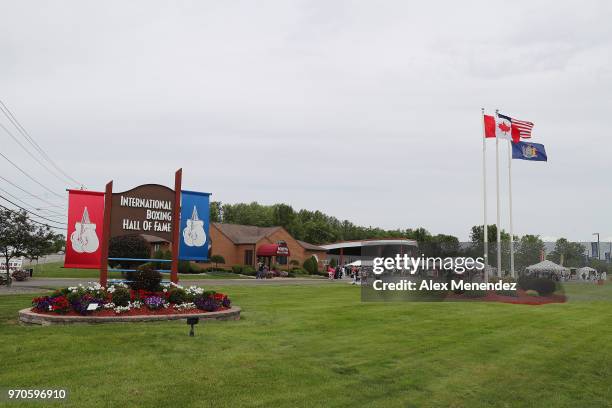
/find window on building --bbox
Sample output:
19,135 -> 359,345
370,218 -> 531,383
276,256 -> 287,265
244,250 -> 253,266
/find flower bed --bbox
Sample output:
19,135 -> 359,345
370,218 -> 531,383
30,282 -> 233,316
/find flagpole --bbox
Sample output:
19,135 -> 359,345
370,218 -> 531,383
507,140 -> 515,278
495,109 -> 502,277
481,108 -> 488,283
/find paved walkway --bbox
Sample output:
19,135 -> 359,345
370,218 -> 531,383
3,277 -> 347,291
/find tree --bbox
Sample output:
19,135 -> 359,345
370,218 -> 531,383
0,209 -> 55,286
548,238 -> 585,267
209,201 -> 222,223
514,235 -> 545,272
209,254 -> 225,270
470,224 -> 510,244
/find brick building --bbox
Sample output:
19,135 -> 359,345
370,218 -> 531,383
209,223 -> 327,269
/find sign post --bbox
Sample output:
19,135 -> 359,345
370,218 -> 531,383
99,181 -> 113,287
171,169 -> 182,283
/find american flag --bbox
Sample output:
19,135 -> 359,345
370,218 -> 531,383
499,113 -> 534,142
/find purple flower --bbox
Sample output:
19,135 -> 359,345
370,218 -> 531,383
195,296 -> 219,312
144,296 -> 165,310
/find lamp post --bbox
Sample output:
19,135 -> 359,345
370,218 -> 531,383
593,233 -> 600,260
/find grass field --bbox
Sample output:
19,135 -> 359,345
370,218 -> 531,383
29,262 -> 248,280
1,283 -> 611,407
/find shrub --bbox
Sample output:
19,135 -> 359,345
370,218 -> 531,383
329,258 -> 337,268
303,257 -> 319,275
494,276 -> 518,297
525,289 -> 539,297
531,278 -> 556,296
210,255 -> 225,269
289,259 -> 300,267
230,265 -> 256,276
12,270 -> 28,281
112,287 -> 131,306
242,266 -> 256,276
179,260 -> 193,274
518,276 -> 556,296
126,264 -> 162,291
168,287 -> 187,304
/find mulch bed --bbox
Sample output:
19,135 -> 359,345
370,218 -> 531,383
31,306 -> 230,317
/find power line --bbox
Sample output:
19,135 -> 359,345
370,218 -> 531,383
0,100 -> 84,187
0,175 -> 64,208
0,203 -> 66,230
0,149 -> 66,200
0,186 -> 65,217
0,121 -> 72,186
0,194 -> 67,226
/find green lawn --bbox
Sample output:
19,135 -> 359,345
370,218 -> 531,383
29,262 -> 248,280
1,283 -> 611,407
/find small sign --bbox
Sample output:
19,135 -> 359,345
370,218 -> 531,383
87,303 -> 99,311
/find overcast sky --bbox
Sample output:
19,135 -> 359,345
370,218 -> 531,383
1,1 -> 611,241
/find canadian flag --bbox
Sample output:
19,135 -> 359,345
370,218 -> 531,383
484,113 -> 534,143
484,114 -> 512,141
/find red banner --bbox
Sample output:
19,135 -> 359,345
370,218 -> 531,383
64,190 -> 105,269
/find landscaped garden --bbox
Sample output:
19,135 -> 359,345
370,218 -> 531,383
2,282 -> 611,407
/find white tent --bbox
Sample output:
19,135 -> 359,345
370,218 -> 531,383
525,260 -> 569,276
576,266 -> 597,280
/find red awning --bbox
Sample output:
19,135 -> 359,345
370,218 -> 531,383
257,244 -> 290,257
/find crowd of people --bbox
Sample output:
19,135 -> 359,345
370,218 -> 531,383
326,264 -> 367,284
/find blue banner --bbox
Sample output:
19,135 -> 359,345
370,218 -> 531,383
179,190 -> 211,261
512,141 -> 547,162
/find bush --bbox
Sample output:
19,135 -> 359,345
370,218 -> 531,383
532,278 -> 556,296
231,265 -> 256,276
168,287 -> 187,304
518,276 -> 556,296
112,287 -> 131,306
126,264 -> 162,291
289,259 -> 300,267
11,270 -> 28,281
329,258 -> 337,268
178,260 -> 194,274
242,266 -> 256,276
303,257 -> 319,275
210,255 -> 225,268
525,289 -> 539,297
494,276 -> 518,297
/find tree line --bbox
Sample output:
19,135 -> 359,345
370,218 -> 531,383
212,201 -> 605,272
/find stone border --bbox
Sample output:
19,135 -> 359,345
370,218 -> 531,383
19,306 -> 241,325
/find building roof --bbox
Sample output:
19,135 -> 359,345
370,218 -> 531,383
212,223 -> 281,244
140,234 -> 170,244
319,238 -> 418,251
296,240 -> 327,252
